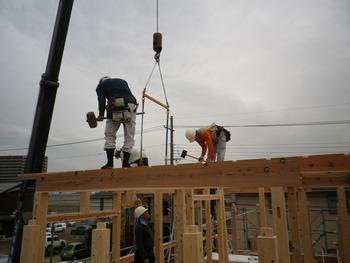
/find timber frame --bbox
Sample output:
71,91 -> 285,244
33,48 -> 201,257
18,153 -> 350,263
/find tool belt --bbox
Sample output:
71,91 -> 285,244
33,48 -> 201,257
107,97 -> 133,123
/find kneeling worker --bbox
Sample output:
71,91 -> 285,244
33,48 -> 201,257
115,148 -> 148,167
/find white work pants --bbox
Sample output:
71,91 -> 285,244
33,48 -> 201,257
104,103 -> 136,153
207,131 -> 226,162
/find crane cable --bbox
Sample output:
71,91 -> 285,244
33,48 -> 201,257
139,0 -> 170,165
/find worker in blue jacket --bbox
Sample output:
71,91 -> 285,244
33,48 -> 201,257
96,76 -> 137,169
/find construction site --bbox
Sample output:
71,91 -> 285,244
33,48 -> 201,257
16,153 -> 350,263
2,1 -> 350,263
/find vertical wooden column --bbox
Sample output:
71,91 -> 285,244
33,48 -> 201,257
111,192 -> 122,263
257,227 -> 279,262
287,187 -> 302,263
336,187 -> 350,263
174,189 -> 186,263
32,192 -> 48,263
231,204 -> 239,254
298,188 -> 315,263
154,190 -> 164,263
216,189 -> 229,263
204,188 -> 213,263
271,186 -> 290,263
91,222 -> 110,263
20,219 -> 40,263
258,187 -> 267,228
80,191 -> 90,213
183,225 -> 204,263
197,199 -> 203,233
186,189 -> 195,225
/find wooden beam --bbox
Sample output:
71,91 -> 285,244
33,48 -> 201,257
47,210 -> 119,222
301,171 -> 350,187
18,157 -> 302,192
298,153 -> 350,172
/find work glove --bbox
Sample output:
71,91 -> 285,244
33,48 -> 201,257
198,156 -> 204,162
144,259 -> 150,263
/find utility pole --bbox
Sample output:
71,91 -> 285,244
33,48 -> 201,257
170,116 -> 174,164
8,1 -> 74,262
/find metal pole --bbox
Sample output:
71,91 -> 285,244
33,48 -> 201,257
170,116 -> 174,165
8,1 -> 74,262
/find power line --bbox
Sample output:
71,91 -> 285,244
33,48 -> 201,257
174,119 -> 350,128
0,125 -> 165,152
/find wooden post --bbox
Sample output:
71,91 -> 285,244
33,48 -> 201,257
174,189 -> 186,263
80,192 -> 90,213
216,189 -> 229,263
32,192 -> 48,263
186,189 -> 195,225
231,204 -> 239,254
91,222 -> 110,263
258,187 -> 267,228
271,186 -> 290,263
336,187 -> 350,263
20,219 -> 40,263
197,198 -> 203,233
287,187 -> 302,263
111,192 -> 122,263
183,225 -> 204,263
154,191 -> 164,263
298,188 -> 316,263
204,188 -> 213,263
257,227 -> 279,262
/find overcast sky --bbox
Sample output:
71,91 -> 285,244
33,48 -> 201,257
1,0 -> 350,172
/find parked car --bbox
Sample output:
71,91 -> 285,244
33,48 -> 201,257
46,222 -> 66,233
70,225 -> 94,235
45,235 -> 66,256
60,242 -> 91,261
65,221 -> 76,227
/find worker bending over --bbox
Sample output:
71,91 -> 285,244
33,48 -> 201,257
185,122 -> 230,162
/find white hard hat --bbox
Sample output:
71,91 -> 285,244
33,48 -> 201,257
99,76 -> 110,84
134,206 -> 148,219
185,128 -> 196,143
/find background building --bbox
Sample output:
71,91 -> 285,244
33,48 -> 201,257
0,155 -> 48,239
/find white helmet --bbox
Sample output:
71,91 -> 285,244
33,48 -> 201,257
99,76 -> 110,84
185,128 -> 196,143
134,206 -> 148,219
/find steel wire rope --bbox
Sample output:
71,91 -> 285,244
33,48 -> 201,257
139,0 -> 171,165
